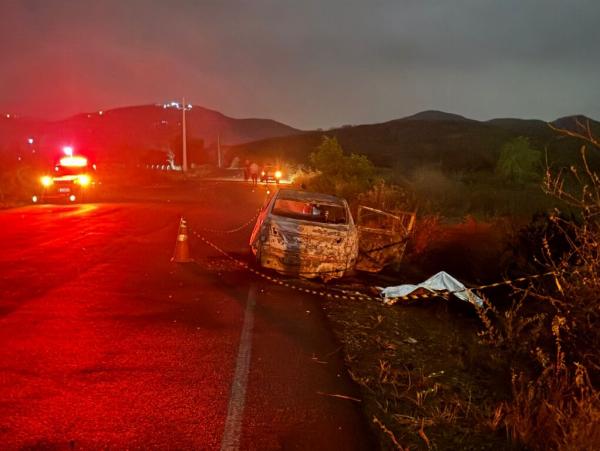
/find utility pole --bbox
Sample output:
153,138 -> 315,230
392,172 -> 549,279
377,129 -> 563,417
217,134 -> 222,168
182,97 -> 188,173
162,99 -> 192,172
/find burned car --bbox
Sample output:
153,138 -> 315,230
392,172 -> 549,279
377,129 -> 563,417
249,189 -> 359,280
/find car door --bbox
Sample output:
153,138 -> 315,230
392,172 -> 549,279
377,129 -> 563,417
355,206 -> 416,272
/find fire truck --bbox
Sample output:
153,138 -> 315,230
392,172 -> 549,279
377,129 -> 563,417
32,148 -> 97,203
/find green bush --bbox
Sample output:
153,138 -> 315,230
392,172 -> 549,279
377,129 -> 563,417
496,136 -> 542,184
303,136 -> 376,201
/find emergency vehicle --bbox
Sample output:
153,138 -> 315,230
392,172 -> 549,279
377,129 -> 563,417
260,165 -> 283,184
32,148 -> 97,203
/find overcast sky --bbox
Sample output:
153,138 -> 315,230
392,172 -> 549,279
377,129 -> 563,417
1,0 -> 598,129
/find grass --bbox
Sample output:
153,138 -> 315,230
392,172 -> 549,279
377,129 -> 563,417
323,290 -> 514,450
323,203 -> 600,450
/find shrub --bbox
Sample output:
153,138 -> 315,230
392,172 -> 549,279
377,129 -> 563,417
355,180 -> 415,212
479,123 -> 600,450
0,163 -> 38,203
495,136 -> 542,184
303,135 -> 376,201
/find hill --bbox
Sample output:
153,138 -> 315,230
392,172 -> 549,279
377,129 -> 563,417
228,112 -> 600,173
2,106 -> 598,175
399,110 -> 474,122
0,105 -> 301,165
551,114 -> 600,136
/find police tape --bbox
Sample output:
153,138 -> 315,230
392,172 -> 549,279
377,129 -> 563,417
191,227 -> 389,301
471,272 -> 558,290
195,188 -> 270,234
195,208 -> 261,234
186,190 -> 557,300
189,227 -> 560,305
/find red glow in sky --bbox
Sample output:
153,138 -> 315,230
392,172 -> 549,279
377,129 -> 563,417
1,0 -> 599,128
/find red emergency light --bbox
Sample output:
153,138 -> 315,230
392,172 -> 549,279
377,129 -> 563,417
60,155 -> 88,167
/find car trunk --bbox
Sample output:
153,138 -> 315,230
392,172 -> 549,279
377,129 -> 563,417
259,216 -> 358,279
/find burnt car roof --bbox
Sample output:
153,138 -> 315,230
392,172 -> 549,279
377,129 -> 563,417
275,189 -> 346,206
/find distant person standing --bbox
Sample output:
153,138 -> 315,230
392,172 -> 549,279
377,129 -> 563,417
249,162 -> 260,187
243,159 -> 250,181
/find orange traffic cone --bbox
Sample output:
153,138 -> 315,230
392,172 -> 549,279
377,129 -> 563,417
171,216 -> 193,263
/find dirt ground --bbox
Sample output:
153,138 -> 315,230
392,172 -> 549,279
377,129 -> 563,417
321,217 -> 522,450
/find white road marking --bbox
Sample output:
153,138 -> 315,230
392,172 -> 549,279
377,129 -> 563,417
220,285 -> 257,451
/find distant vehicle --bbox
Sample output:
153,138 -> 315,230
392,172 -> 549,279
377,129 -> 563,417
32,154 -> 97,204
249,189 -> 359,280
260,165 -> 282,184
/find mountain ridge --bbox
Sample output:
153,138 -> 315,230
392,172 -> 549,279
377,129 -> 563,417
228,111 -> 600,172
2,105 -> 598,169
396,110 -> 475,122
0,104 -> 302,164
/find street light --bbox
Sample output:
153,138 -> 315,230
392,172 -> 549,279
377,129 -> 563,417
162,98 -> 192,172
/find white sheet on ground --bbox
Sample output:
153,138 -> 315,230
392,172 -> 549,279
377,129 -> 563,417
380,271 -> 483,307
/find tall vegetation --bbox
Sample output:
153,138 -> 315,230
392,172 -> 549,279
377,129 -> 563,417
495,136 -> 542,184
479,123 -> 600,450
300,135 -> 376,201
0,150 -> 39,204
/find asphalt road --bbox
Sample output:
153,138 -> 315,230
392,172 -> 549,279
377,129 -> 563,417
0,182 -> 373,450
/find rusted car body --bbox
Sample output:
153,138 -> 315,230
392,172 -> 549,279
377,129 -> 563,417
249,189 -> 359,280
354,206 -> 416,272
